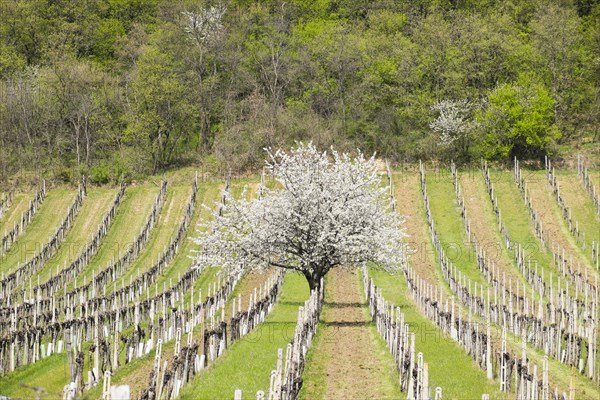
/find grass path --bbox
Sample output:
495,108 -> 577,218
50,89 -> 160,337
488,170 -> 561,288
368,268 -> 504,399
0,188 -> 77,275
177,273 -> 310,400
525,171 -> 597,277
397,171 -> 599,397
393,173 -> 438,280
459,173 -> 535,297
107,185 -> 192,294
64,184 -> 159,292
299,268 -> 400,400
425,172 -> 488,286
0,193 -> 32,233
554,171 -> 600,252
35,187 -> 118,283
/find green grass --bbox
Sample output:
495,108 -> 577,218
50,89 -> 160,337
64,184 -> 160,292
147,182 -> 222,299
107,185 -> 192,295
0,352 -> 71,398
35,187 -> 119,283
525,170 -> 597,277
368,268 -> 504,400
488,170 -> 561,291
0,188 -> 77,275
459,172 -> 536,298
177,273 -> 310,400
554,170 -> 600,260
299,271 -> 401,400
426,172 -> 488,286
0,192 -> 33,233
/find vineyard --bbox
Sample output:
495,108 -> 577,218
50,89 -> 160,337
0,160 -> 598,400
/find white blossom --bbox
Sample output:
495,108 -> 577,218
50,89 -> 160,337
182,6 -> 226,47
429,99 -> 473,145
192,143 -> 406,289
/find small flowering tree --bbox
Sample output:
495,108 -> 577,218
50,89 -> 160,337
193,143 -> 405,291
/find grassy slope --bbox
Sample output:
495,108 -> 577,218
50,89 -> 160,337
107,184 -> 192,295
177,273 -> 310,400
459,172 -> 536,298
391,172 -> 505,399
525,170 -> 597,277
0,184 -> 202,397
1,170 -> 598,398
35,187 -> 118,283
0,352 -> 71,398
417,172 -> 599,398
83,181 -> 245,399
299,270 -> 401,400
0,193 -> 33,232
0,188 -> 77,275
146,182 -> 221,299
83,270 -> 273,400
554,171 -> 600,253
0,186 -> 160,397
64,184 -> 160,292
488,170 -> 561,291
369,268 -> 504,400
425,171 -> 488,286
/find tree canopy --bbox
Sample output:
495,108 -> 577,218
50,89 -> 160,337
0,0 -> 598,184
192,143 -> 405,290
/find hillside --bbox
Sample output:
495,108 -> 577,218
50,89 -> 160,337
0,0 -> 599,185
0,162 -> 598,399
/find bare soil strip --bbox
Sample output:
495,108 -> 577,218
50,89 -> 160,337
300,268 -> 400,400
526,172 -> 597,276
393,173 -> 438,281
459,174 -> 533,294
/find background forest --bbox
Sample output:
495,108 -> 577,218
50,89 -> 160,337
0,0 -> 598,184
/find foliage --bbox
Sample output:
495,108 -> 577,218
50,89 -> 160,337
192,143 -> 405,289
477,76 -> 561,160
0,0 -> 598,182
429,99 -> 476,161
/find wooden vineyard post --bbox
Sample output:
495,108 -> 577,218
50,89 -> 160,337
66,326 -> 75,384
486,321 -> 493,379
10,308 -> 15,372
94,308 -> 100,385
569,367 -> 576,400
154,339 -> 163,397
102,370 -> 111,400
542,356 -> 549,400
234,389 -> 242,400
500,327 -> 507,392
407,333 -> 416,400
113,310 -> 119,371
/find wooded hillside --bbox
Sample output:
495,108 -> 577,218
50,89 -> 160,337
0,0 -> 598,183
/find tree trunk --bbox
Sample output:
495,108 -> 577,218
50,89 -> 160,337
304,266 -> 327,293
307,275 -> 321,292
